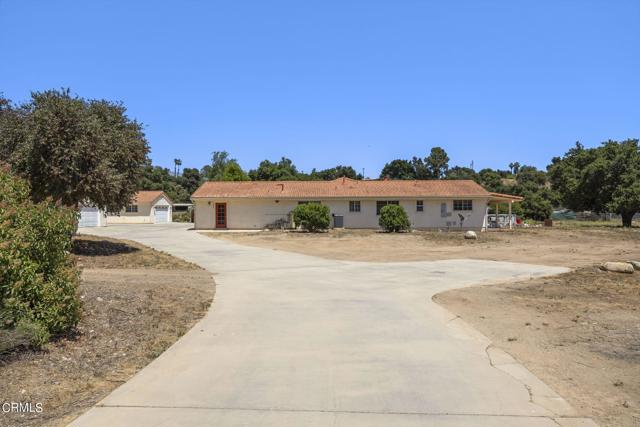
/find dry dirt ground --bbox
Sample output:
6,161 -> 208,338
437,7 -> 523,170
205,224 -> 640,427
204,224 -> 640,267
0,236 -> 215,427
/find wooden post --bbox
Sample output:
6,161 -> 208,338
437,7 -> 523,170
508,201 -> 513,229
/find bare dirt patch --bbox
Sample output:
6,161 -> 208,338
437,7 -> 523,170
0,236 -> 214,427
204,225 -> 640,267
434,267 -> 640,427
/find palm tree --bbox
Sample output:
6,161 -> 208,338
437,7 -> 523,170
174,158 -> 182,177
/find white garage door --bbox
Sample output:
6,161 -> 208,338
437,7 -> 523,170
79,207 -> 100,227
154,206 -> 169,223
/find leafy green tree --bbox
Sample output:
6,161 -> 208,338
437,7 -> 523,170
509,162 -> 521,175
378,204 -> 410,232
478,168 -> 503,192
310,165 -> 362,180
179,167 -> 202,195
0,89 -> 149,211
221,161 -> 250,181
380,159 -> 415,179
201,151 -> 249,181
292,203 -> 330,232
425,147 -> 450,179
249,157 -> 299,180
0,167 -> 81,345
139,163 -> 190,202
445,166 -> 478,181
548,139 -> 640,227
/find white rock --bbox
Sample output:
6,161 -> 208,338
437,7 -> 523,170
601,262 -> 634,274
464,230 -> 478,240
628,260 -> 640,271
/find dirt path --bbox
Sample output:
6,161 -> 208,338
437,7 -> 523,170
0,236 -> 215,427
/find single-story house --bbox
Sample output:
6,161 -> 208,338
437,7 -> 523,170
107,191 -> 174,224
191,178 -> 522,230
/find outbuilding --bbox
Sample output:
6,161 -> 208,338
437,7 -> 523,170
107,191 -> 173,224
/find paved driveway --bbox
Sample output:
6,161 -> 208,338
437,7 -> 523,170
70,224 -> 595,427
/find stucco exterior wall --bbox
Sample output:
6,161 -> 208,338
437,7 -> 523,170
193,197 -> 489,230
107,197 -> 173,224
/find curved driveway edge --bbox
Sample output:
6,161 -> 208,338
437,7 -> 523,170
70,224 -> 597,427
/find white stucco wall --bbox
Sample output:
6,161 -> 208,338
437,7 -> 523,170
193,197 -> 489,230
107,197 -> 173,224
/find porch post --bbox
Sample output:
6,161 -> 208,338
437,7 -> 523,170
508,201 -> 513,229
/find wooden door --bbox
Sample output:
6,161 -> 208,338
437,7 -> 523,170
215,203 -> 227,228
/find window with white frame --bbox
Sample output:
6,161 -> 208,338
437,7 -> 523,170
349,201 -> 361,212
125,204 -> 138,213
453,199 -> 473,211
416,200 -> 424,212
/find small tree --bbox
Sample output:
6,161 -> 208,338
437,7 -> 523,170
292,203 -> 330,232
0,89 -> 149,211
0,167 -> 81,345
379,204 -> 410,232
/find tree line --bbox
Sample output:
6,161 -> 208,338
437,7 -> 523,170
1,89 -> 638,226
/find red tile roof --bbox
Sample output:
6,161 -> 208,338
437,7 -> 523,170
192,178 -> 494,199
133,191 -> 173,205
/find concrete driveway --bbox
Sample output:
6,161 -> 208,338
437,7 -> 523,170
71,224 -> 595,427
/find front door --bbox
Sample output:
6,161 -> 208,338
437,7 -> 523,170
215,203 -> 227,228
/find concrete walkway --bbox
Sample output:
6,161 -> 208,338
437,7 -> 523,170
70,224 -> 596,427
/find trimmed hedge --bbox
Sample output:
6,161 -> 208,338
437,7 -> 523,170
0,167 -> 80,346
292,203 -> 330,232
379,204 -> 410,232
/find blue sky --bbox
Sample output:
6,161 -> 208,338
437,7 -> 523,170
1,1 -> 638,177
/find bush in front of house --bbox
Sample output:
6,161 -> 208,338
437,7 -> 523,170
292,203 -> 330,232
0,167 -> 81,347
379,204 -> 410,232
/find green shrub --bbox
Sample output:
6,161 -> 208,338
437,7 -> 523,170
292,203 -> 330,232
172,211 -> 192,223
0,167 -> 81,343
379,204 -> 410,232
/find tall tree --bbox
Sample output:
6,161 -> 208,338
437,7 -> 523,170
174,158 -> 182,177
202,151 -> 249,181
310,165 -> 362,180
445,166 -> 478,181
379,159 -> 415,179
425,147 -> 450,179
548,139 -> 640,227
0,89 -> 149,211
249,157 -> 299,180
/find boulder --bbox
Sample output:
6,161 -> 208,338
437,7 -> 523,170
464,230 -> 478,240
601,262 -> 634,274
628,260 -> 640,271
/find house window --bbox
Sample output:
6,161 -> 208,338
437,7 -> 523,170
453,200 -> 473,211
349,201 -> 361,212
126,204 -> 138,213
416,200 -> 424,212
376,200 -> 399,215
298,201 -> 321,205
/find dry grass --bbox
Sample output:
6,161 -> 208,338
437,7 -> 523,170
0,236 -> 214,427
435,267 -> 640,427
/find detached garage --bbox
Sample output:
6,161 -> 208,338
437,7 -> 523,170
107,191 -> 174,224
78,206 -> 107,227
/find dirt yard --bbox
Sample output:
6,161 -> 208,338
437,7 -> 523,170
205,224 -> 640,427
0,236 -> 215,427
435,268 -> 640,427
203,224 -> 640,267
